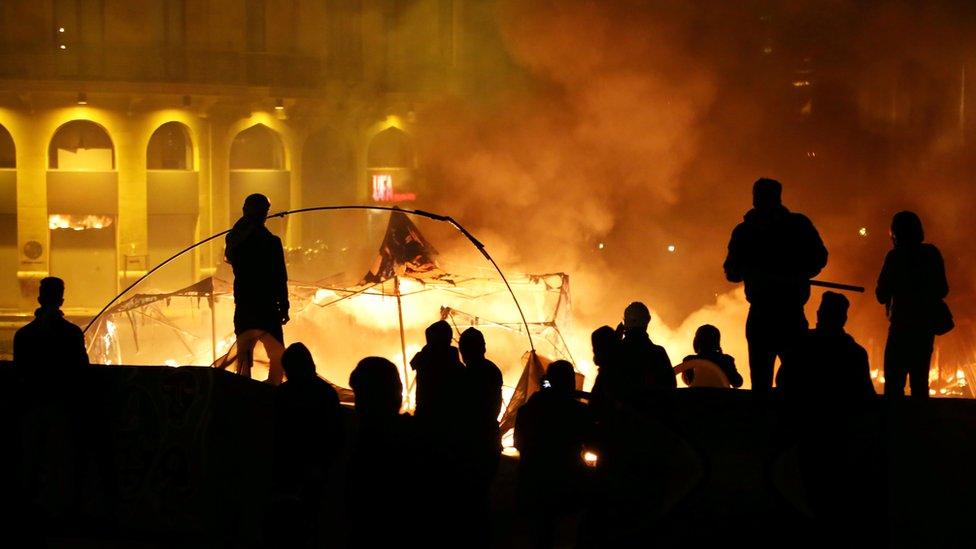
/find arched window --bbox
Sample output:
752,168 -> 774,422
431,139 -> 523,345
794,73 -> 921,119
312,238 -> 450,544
147,122 -> 193,170
48,120 -> 115,170
230,124 -> 285,170
0,125 -> 15,168
367,127 -> 413,168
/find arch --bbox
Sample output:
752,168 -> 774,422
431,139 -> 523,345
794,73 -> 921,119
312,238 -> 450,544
48,120 -> 115,170
230,123 -> 285,170
367,127 -> 413,168
147,121 -> 194,170
0,124 -> 15,168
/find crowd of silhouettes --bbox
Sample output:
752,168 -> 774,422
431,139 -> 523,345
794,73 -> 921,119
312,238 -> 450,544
8,183 -> 955,546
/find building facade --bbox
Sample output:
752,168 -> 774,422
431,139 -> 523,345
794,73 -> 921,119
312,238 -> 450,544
0,0 -> 483,345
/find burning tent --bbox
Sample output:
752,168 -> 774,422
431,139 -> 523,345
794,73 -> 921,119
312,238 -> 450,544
85,208 -> 577,416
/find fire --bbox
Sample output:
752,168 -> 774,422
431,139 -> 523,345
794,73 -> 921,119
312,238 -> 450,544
48,214 -> 113,230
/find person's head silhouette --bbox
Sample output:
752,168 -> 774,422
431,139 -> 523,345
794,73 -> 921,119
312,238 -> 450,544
693,324 -> 722,355
752,178 -> 783,210
38,277 -> 65,309
545,360 -> 576,394
890,211 -> 924,246
425,320 -> 453,347
350,356 -> 402,418
458,327 -> 486,364
282,342 -> 317,382
816,291 -> 849,332
591,325 -> 618,367
623,302 -> 651,333
243,193 -> 271,223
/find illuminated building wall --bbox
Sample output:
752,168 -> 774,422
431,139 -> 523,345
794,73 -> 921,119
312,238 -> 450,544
0,0 -> 473,331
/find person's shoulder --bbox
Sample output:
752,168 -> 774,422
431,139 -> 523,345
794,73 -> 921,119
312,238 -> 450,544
920,242 -> 943,260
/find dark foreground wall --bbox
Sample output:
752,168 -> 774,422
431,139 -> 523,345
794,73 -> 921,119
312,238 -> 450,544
2,363 -> 975,548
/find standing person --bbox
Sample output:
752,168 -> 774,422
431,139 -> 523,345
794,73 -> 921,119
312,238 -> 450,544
224,193 -> 289,385
876,211 -> 949,399
723,178 -> 828,394
409,320 -> 465,427
458,327 -> 503,547
616,302 -> 675,392
514,361 -> 590,549
268,343 -> 343,549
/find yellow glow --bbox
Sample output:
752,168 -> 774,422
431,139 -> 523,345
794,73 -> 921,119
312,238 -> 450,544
583,450 -> 599,467
49,214 -> 113,231
858,227 -> 868,237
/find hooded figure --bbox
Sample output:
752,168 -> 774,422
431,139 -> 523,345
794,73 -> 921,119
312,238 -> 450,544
723,178 -> 827,394
617,302 -> 675,394
876,211 -> 949,398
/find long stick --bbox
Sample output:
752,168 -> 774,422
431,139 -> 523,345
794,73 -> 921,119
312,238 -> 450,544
810,279 -> 866,293
394,275 -> 411,410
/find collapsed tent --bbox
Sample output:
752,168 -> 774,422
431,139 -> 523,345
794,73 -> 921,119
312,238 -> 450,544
85,209 -> 577,420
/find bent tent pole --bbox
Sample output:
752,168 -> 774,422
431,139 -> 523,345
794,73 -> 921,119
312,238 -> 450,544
84,205 -> 536,357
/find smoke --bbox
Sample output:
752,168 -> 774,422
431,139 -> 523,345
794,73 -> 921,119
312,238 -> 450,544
409,0 -> 976,384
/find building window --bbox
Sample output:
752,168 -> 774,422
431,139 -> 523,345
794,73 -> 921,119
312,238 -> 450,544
48,120 -> 114,170
0,125 -> 15,168
147,122 -> 193,170
230,124 -> 284,170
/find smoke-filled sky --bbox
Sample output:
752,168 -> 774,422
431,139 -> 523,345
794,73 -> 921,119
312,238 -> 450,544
411,0 -> 976,377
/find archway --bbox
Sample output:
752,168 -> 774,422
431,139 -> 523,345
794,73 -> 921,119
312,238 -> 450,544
47,120 -> 118,310
147,122 -> 198,290
367,127 -> 416,204
229,124 -> 289,235
0,124 -> 15,307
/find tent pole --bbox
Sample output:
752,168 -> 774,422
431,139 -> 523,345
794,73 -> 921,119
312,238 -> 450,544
394,275 -> 411,410
210,293 -> 217,365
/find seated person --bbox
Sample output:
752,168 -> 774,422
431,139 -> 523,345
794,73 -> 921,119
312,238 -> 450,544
674,324 -> 743,388
775,292 -> 874,403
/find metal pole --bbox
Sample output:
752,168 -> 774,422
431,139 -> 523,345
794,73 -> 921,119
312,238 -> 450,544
394,275 -> 411,410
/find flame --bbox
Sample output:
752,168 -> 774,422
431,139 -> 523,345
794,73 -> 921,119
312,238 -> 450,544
49,214 -> 113,231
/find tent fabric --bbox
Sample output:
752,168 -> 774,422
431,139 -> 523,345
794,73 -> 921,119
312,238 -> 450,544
361,209 -> 444,284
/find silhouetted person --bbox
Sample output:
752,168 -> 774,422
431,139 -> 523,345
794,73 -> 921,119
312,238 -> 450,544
776,292 -> 874,404
14,277 -> 98,521
346,357 -> 420,548
225,193 -> 289,384
409,320 -> 465,427
14,277 -> 88,387
268,343 -> 342,548
515,360 -> 590,549
616,302 -> 675,393
777,293 -> 878,542
588,325 -> 626,420
459,327 -> 503,547
724,178 -> 828,394
877,211 -> 949,399
676,324 -> 743,388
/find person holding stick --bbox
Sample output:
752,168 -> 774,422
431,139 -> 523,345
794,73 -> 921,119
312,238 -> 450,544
724,178 -> 828,394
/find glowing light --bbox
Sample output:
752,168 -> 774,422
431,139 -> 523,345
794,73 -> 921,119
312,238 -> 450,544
583,450 -> 599,468
763,46 -> 773,54
49,214 -> 113,231
667,244 -> 676,253
76,92 -> 87,105
879,376 -> 885,384
274,98 -> 284,111
59,44 -> 66,50
597,242 -> 605,250
806,151 -> 817,158
164,359 -> 179,367
792,80 -> 811,87
870,369 -> 879,379
371,173 -> 416,203
858,227 -> 868,237
929,389 -> 937,396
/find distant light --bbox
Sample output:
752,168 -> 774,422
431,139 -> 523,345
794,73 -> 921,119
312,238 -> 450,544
76,92 -> 87,105
274,98 -> 284,111
763,46 -> 773,55
582,450 -> 599,468
667,244 -> 676,253
597,242 -> 605,250
58,27 -> 65,33
792,80 -> 811,87
858,227 -> 868,237
59,44 -> 66,50
806,151 -> 817,158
